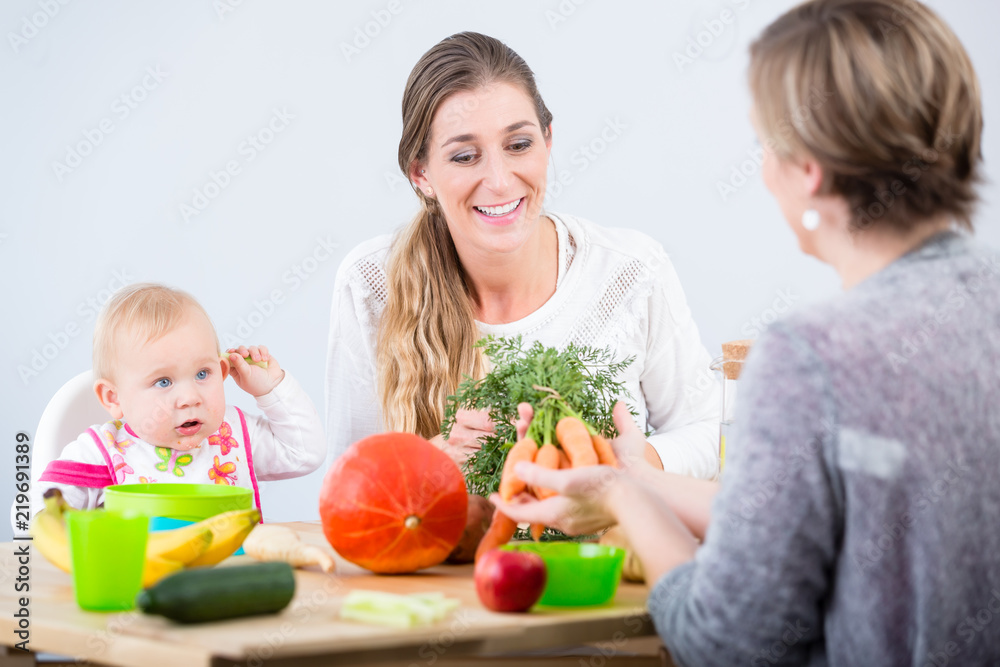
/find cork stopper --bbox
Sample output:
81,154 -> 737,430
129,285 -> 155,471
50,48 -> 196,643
720,339 -> 753,380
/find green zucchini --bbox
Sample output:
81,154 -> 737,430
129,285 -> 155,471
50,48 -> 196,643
136,562 -> 295,624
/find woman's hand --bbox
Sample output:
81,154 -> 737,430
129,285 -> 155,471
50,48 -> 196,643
494,401 -> 649,535
226,345 -> 285,397
490,461 -> 622,535
431,408 -> 494,466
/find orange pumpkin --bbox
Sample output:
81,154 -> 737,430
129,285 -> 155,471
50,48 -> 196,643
319,432 -> 468,573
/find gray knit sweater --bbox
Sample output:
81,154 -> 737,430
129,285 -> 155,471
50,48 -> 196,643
649,231 -> 1000,666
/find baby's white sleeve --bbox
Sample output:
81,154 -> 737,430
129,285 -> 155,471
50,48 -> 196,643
243,371 -> 327,481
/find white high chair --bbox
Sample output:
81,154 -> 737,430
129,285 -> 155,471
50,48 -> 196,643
12,370 -> 106,531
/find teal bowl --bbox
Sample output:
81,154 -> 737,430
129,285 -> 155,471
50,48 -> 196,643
501,542 -> 625,607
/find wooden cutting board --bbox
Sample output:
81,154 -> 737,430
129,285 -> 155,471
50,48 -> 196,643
2,522 -> 655,667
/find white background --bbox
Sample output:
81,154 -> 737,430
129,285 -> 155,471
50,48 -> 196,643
2,0 -> 997,541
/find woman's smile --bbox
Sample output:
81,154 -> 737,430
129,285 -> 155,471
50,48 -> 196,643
473,197 -> 524,226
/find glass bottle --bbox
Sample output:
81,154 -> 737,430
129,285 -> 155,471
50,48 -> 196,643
710,339 -> 752,476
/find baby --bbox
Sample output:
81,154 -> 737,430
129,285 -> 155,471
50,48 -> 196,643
38,283 -> 326,512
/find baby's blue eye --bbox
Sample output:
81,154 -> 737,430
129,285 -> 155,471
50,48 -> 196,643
196,369 -> 209,380
155,378 -> 171,388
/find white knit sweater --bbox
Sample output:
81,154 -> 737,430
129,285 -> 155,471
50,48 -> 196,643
324,212 -> 721,479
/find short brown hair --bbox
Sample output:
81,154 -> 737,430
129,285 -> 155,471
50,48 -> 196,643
750,0 -> 983,231
93,283 -> 218,381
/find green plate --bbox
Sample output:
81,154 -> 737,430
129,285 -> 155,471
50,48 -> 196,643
104,483 -> 252,523
501,542 -> 625,607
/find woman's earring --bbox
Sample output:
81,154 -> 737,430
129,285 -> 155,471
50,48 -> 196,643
425,188 -> 433,196
802,209 -> 821,231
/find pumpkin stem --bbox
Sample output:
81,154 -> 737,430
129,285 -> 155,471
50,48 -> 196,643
404,515 -> 421,530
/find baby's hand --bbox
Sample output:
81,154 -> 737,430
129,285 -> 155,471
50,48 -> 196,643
226,345 -> 284,397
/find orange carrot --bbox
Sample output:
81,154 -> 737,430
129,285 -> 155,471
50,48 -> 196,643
530,523 -> 546,541
555,416 -> 598,467
591,433 -> 619,468
558,448 -> 571,469
475,510 -> 519,562
498,438 -> 538,502
533,443 -> 561,500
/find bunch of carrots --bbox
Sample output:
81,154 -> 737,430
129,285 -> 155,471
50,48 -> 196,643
474,390 -> 618,562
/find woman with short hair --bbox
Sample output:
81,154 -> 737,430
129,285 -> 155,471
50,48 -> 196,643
495,0 -> 1000,663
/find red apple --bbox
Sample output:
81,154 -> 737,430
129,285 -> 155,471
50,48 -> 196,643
474,548 -> 547,612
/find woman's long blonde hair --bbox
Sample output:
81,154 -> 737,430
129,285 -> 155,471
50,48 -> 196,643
377,32 -> 553,438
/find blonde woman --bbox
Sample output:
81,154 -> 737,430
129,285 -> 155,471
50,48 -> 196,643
325,32 -> 720,478
495,0 -> 1000,663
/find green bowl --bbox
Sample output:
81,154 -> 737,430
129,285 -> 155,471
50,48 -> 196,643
104,484 -> 252,524
501,542 -> 625,607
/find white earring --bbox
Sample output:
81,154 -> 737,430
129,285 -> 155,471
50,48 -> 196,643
802,209 -> 821,231
425,188 -> 433,196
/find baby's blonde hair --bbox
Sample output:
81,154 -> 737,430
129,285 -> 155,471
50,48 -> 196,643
93,283 -> 219,381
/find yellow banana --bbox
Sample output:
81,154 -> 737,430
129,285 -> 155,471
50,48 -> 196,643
142,555 -> 184,587
30,491 -> 260,577
187,508 -> 261,567
28,491 -> 73,573
30,489 -> 212,577
146,524 -> 214,564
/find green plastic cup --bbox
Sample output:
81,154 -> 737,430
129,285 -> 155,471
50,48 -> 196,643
66,510 -> 148,611
502,542 -> 625,607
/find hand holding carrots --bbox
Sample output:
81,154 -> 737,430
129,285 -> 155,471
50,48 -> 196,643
475,399 -> 630,560
489,401 -> 653,539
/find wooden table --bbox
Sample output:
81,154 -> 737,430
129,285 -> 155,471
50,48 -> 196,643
1,522 -> 667,666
